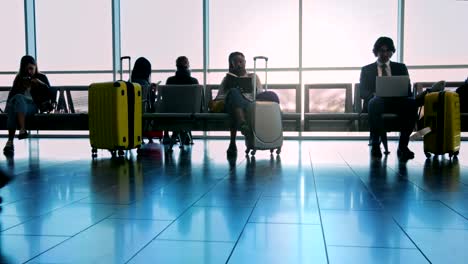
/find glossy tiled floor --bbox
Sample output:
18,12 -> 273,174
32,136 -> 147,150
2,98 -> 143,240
0,138 -> 467,263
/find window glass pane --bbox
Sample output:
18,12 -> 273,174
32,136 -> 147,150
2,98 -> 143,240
408,69 -> 468,85
303,0 -> 397,67
405,0 -> 468,65
0,75 -> 17,87
0,2 -> 25,71
210,0 -> 299,68
154,72 -> 203,85
121,0 -> 203,70
36,0 -> 112,70
45,74 -> 112,86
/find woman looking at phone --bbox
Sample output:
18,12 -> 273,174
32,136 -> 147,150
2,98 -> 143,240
3,55 -> 52,155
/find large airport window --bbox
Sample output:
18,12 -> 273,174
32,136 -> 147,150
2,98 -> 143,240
405,0 -> 468,65
36,0 -> 112,71
209,0 -> 299,69
121,0 -> 203,71
303,0 -> 398,67
0,2 -> 25,72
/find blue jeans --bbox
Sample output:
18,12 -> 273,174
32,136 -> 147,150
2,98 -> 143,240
5,94 -> 38,130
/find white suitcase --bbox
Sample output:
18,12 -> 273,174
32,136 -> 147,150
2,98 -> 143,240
245,56 -> 283,156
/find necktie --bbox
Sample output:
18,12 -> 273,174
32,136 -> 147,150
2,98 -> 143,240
381,64 -> 388,76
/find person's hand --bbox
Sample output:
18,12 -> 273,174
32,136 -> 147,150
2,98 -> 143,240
31,78 -> 45,86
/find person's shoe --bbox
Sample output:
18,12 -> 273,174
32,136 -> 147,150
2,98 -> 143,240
162,135 -> 171,145
397,148 -> 415,160
371,146 -> 382,159
226,143 -> 237,156
18,131 -> 29,140
3,142 -> 14,155
182,132 -> 191,145
0,170 -> 12,189
239,123 -> 250,136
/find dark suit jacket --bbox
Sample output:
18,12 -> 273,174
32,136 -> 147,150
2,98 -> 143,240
359,61 -> 410,112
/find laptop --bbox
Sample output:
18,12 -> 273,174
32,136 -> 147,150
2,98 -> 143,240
375,76 -> 410,97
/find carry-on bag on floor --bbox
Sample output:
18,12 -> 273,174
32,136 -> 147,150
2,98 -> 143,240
245,56 -> 283,156
89,56 -> 142,158
423,91 -> 461,158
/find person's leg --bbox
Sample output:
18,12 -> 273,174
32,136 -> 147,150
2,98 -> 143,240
225,89 -> 249,154
368,97 -> 385,157
396,98 -> 417,159
4,95 -> 26,153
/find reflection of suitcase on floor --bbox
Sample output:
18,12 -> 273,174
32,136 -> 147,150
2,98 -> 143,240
89,57 -> 142,158
245,56 -> 283,156
423,91 -> 461,158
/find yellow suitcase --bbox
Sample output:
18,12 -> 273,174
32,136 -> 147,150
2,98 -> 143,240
89,81 -> 142,157
423,91 -> 461,158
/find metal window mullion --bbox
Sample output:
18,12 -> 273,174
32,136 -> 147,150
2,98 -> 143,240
397,0 -> 405,63
203,0 -> 209,87
24,0 -> 37,58
299,0 -> 303,131
111,0 -> 121,81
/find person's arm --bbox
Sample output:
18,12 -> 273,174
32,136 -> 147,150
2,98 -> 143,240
214,77 -> 227,100
254,73 -> 262,95
401,64 -> 412,97
359,67 -> 374,101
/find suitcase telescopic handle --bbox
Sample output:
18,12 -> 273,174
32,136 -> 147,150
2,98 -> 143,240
253,56 -> 269,101
120,56 -> 131,81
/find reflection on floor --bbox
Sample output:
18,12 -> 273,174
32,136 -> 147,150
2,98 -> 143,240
0,138 -> 467,263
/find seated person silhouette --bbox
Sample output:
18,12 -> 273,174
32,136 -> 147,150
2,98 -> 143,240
359,37 -> 417,160
3,55 -> 53,155
213,51 -> 279,156
165,56 -> 199,145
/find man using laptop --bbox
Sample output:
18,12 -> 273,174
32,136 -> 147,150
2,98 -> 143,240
359,36 -> 417,160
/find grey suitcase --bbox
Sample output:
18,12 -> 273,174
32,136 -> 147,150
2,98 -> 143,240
245,56 -> 283,156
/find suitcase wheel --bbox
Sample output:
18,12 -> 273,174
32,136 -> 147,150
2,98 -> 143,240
424,152 -> 431,159
91,148 -> 98,158
276,148 -> 281,155
245,149 -> 250,155
270,149 -> 274,154
118,150 -> 125,157
250,150 -> 256,156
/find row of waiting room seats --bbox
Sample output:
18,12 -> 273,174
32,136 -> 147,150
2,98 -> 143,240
0,81 -> 466,132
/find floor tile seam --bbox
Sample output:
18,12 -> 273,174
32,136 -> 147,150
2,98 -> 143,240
338,154 -> 389,212
124,157 -> 248,264
0,233 -> 71,238
0,215 -> 40,234
108,216 -> 175,221
2,199 -> 90,220
192,205 -> 255,208
438,200 -> 468,221
326,244 -> 418,250
399,226 -> 468,231
5,209 -> 126,240
153,238 -> 236,244
223,189 -> 263,263
309,151 -> 330,264
318,208 -> 383,212
338,152 -> 455,262
224,157 -> 270,264
247,221 -> 321,226
23,211 -> 121,263
390,215 -> 433,263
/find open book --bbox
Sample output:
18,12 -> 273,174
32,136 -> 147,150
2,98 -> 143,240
224,72 -> 254,93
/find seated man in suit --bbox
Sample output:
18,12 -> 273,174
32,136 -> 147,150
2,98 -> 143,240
360,36 -> 417,160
